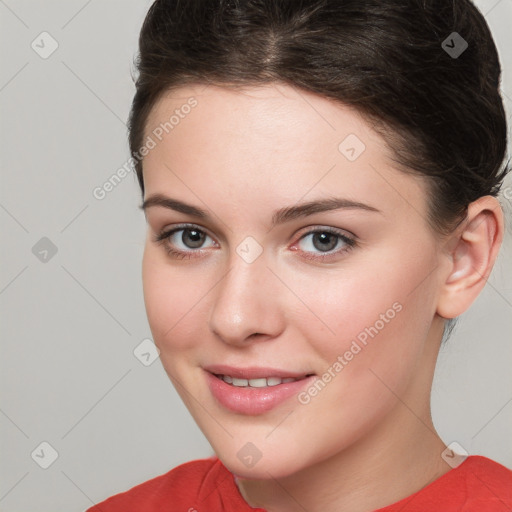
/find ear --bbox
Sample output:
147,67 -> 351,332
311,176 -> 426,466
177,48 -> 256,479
436,196 -> 504,319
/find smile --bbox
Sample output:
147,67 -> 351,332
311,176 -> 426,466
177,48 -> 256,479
213,374 -> 303,387
204,368 -> 316,415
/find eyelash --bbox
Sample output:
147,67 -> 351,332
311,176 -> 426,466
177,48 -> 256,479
153,223 -> 357,262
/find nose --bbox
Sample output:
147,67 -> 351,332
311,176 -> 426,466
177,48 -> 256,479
208,251 -> 285,346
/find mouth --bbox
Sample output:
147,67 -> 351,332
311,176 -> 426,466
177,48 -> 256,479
204,366 -> 316,415
212,373 -> 314,388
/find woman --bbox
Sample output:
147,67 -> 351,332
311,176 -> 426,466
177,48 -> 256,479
88,0 -> 512,510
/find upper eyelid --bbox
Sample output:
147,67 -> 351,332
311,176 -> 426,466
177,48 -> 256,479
160,223 -> 216,241
296,224 -> 356,239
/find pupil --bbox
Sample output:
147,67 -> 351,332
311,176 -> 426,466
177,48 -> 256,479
313,232 -> 337,252
183,229 -> 205,248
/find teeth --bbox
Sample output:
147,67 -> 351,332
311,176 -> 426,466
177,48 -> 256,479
248,378 -> 268,388
218,375 -> 301,387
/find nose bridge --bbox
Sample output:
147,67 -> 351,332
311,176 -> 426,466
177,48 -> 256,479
208,246 -> 282,344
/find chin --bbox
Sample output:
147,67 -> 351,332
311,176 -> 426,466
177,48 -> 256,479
212,435 -> 320,481
220,453 -> 300,480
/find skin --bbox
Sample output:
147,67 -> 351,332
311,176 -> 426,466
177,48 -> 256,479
140,82 -> 503,512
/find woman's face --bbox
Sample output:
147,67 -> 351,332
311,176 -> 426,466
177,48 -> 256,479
141,83 -> 448,479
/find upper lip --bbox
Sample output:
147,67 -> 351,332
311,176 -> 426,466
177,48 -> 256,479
204,364 -> 314,380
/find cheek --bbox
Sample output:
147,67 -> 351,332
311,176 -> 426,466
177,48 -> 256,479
282,259 -> 437,454
142,246 -> 210,353
287,247 -> 438,385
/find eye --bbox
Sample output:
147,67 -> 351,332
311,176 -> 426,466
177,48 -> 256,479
154,224 -> 217,259
293,227 -> 356,261
154,224 -> 356,261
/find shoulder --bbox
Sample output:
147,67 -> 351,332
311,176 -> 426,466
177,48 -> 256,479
381,456 -> 512,512
85,456 -> 224,512
458,455 -> 512,492
441,456 -> 512,509
461,455 -> 512,481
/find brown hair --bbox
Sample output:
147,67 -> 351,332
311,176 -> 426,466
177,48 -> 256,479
129,0 -> 509,235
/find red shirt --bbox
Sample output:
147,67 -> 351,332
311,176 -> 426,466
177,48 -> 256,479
86,455 -> 512,511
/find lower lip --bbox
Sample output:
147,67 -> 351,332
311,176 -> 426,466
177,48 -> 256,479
205,371 -> 315,415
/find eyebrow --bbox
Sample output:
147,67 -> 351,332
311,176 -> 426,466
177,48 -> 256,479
141,194 -> 381,227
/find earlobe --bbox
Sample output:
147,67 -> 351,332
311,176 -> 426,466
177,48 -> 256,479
437,196 -> 503,319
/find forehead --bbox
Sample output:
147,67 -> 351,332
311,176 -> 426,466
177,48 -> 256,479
142,82 -> 429,222
145,82 -> 384,151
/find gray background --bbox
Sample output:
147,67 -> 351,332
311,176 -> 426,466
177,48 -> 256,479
0,1 -> 511,511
